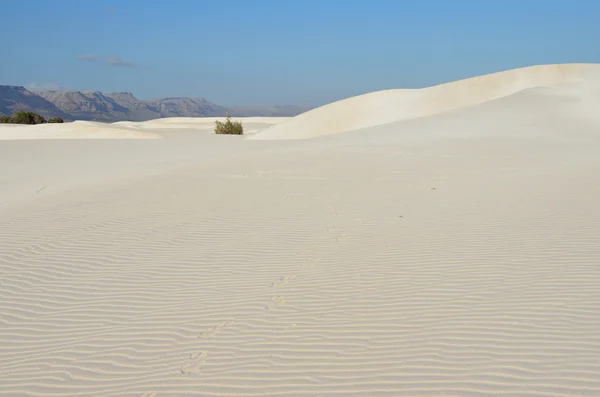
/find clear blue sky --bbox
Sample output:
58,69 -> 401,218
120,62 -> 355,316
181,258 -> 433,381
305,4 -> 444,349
1,0 -> 599,106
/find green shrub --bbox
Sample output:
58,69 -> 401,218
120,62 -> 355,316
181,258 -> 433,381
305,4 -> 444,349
11,111 -> 46,124
214,114 -> 243,135
48,117 -> 64,123
11,111 -> 35,124
33,113 -> 46,124
0,115 -> 12,123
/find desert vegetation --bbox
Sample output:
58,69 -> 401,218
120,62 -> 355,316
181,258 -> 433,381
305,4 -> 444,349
0,111 -> 64,124
214,114 -> 243,135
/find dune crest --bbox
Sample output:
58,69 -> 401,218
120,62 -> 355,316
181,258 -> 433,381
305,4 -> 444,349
251,63 -> 600,140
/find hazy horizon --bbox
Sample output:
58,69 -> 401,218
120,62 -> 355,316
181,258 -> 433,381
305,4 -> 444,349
2,0 -> 599,106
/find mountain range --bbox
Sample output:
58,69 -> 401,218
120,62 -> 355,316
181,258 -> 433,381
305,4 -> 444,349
0,85 -> 311,122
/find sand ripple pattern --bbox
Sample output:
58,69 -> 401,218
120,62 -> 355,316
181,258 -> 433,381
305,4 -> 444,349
1,140 -> 600,396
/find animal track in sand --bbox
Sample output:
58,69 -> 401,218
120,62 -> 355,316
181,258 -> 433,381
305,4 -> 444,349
326,226 -> 351,242
334,232 -> 350,242
301,258 -> 319,269
35,184 -> 47,195
271,275 -> 296,287
180,351 -> 208,374
264,251 -> 322,310
198,321 -> 234,339
266,295 -> 287,310
190,351 -> 208,360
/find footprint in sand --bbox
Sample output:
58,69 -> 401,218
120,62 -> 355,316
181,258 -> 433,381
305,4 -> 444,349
271,275 -> 296,288
190,351 -> 208,360
198,321 -> 234,339
301,258 -> 319,269
335,232 -> 350,242
266,295 -> 286,310
181,352 -> 208,374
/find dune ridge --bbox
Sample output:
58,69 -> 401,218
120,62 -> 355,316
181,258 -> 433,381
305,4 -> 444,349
251,63 -> 600,140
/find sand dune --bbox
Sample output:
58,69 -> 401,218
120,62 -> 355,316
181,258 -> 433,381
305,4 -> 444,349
0,117 -> 288,140
251,63 -> 600,140
0,120 -> 161,140
114,116 -> 289,130
1,64 -> 600,396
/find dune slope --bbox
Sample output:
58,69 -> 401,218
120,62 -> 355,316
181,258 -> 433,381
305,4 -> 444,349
251,63 -> 600,140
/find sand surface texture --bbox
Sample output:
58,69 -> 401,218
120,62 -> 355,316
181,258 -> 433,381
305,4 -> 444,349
1,64 -> 600,396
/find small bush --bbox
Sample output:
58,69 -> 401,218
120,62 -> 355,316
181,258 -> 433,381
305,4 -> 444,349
10,111 -> 46,124
214,114 -> 243,135
0,115 -> 12,123
33,113 -> 46,124
11,111 -> 35,124
48,117 -> 64,123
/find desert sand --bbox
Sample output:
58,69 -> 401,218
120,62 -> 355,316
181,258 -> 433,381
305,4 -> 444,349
1,64 -> 600,396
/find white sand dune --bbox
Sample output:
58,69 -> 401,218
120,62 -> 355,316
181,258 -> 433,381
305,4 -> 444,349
0,120 -> 161,140
114,117 -> 289,131
0,117 -> 289,140
251,63 -> 600,140
1,64 -> 600,397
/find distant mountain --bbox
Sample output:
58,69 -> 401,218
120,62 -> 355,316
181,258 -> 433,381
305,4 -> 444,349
144,97 -> 228,118
0,86 -> 69,119
36,90 -> 131,121
104,92 -> 161,121
0,85 -> 310,121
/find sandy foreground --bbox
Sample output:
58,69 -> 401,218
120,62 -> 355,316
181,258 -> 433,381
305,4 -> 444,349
1,64 -> 600,396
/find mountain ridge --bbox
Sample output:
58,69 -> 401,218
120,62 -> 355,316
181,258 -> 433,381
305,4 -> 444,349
0,86 -> 71,120
0,85 -> 311,121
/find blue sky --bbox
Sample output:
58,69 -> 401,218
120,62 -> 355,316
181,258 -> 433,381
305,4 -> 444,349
1,0 -> 599,106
